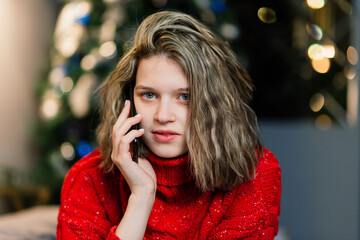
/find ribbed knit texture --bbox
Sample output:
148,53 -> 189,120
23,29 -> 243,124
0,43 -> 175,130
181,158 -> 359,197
57,148 -> 281,239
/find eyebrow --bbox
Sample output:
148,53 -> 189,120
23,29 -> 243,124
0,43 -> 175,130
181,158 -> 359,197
135,85 -> 189,92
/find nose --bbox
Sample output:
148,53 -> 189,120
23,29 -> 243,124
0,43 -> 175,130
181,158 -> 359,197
154,98 -> 175,123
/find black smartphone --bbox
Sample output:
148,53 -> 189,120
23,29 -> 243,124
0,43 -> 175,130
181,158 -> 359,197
125,82 -> 139,163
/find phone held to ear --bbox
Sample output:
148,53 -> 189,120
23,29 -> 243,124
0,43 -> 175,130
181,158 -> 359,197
125,83 -> 139,164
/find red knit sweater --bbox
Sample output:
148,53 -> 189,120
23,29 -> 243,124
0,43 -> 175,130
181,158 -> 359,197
57,148 -> 281,239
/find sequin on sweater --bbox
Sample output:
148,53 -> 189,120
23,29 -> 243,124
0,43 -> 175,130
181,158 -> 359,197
57,148 -> 281,239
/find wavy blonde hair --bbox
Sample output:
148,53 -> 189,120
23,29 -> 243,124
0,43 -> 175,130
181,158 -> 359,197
97,11 -> 263,192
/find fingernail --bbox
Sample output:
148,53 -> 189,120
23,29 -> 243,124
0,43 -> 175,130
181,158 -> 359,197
135,114 -> 141,118
125,100 -> 129,106
139,128 -> 144,132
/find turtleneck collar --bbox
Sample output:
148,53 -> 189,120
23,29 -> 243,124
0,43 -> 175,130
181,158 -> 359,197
147,151 -> 192,187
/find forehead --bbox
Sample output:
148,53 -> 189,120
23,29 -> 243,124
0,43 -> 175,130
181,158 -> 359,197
136,55 -> 188,88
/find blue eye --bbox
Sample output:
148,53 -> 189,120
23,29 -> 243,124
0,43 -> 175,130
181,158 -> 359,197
143,92 -> 156,99
179,93 -> 189,101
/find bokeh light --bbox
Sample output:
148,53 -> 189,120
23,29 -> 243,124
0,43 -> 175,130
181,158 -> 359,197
99,41 -> 117,59
315,114 -> 332,131
310,93 -> 325,112
257,7 -> 277,24
54,1 -> 92,57
60,77 -> 74,93
40,91 -> 61,119
311,57 -> 331,73
344,66 -> 356,80
56,24 -> 84,57
61,142 -> 75,161
77,140 -> 95,158
81,54 -> 97,70
347,46 -> 358,65
306,24 -> 323,40
220,23 -> 240,40
100,20 -> 117,43
210,0 -> 226,13
323,45 -> 335,58
69,74 -> 96,118
49,66 -> 66,85
307,0 -> 325,9
308,43 -> 324,60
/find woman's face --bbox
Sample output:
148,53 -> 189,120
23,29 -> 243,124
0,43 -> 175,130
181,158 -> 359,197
134,55 -> 190,158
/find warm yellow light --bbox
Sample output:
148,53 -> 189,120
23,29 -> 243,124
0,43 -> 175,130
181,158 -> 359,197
49,67 -> 66,85
40,95 -> 60,119
99,41 -> 117,58
311,58 -> 331,73
308,44 -> 324,60
310,93 -> 325,112
60,77 -> 74,93
344,67 -> 356,80
69,74 -> 96,118
347,46 -> 358,65
76,1 -> 91,18
323,45 -> 335,58
307,0 -> 325,9
315,114 -> 332,131
61,142 -> 75,161
100,20 -> 116,43
257,7 -> 277,24
81,54 -> 97,70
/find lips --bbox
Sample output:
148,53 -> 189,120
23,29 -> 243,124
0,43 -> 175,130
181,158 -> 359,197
152,130 -> 180,142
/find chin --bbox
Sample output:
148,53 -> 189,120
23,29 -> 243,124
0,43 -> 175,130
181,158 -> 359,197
149,146 -> 188,159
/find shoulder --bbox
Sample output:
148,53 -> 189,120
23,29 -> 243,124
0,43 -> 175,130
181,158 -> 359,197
256,148 -> 281,174
218,148 -> 281,236
251,147 -> 281,198
61,148 -> 105,196
69,148 -> 102,173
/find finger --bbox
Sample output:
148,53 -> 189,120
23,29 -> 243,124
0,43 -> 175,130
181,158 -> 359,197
112,114 -> 143,151
113,100 -> 131,130
117,128 -> 145,157
112,128 -> 145,166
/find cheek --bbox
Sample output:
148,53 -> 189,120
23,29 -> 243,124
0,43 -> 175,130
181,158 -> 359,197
138,110 -> 151,130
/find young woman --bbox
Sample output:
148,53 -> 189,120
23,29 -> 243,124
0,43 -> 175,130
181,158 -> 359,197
57,11 -> 281,240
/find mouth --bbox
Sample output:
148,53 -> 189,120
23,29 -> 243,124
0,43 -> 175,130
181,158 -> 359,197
152,130 -> 180,142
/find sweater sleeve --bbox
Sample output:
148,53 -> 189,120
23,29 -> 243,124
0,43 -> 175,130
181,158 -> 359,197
56,164 -> 121,240
208,150 -> 281,240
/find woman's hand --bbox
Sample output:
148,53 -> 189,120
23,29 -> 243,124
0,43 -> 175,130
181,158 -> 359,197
111,100 -> 156,240
111,100 -> 156,197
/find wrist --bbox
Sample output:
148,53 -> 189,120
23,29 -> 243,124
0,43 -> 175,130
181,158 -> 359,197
129,192 -> 155,208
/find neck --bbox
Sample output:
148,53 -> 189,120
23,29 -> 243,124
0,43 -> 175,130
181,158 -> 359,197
147,151 -> 192,187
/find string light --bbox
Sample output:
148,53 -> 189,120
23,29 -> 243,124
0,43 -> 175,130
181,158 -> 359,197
60,77 -> 74,93
220,23 -> 239,40
61,142 -> 75,161
307,0 -> 325,9
81,54 -> 97,70
40,91 -> 61,119
311,58 -> 331,73
99,41 -> 117,59
308,43 -> 324,60
347,46 -> 358,65
257,7 -> 277,24
323,45 -> 335,58
310,93 -> 325,112
306,24 -> 323,40
315,114 -> 332,131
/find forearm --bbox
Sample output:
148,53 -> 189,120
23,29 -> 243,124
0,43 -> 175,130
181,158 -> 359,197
115,193 -> 155,240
